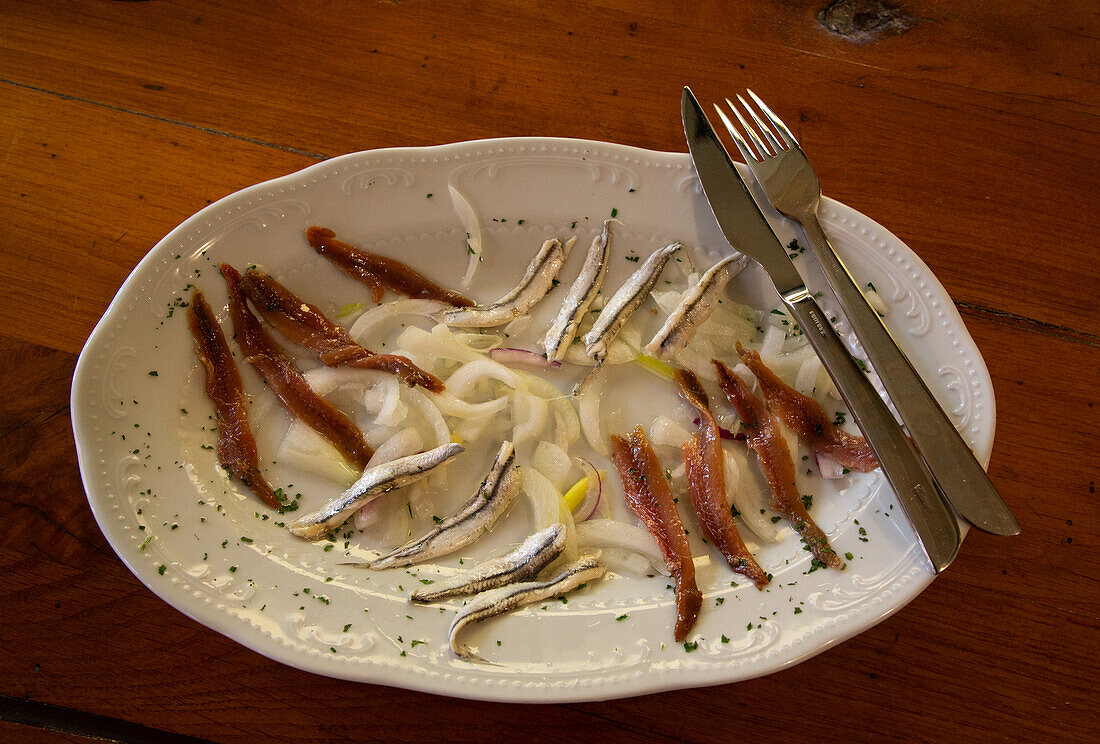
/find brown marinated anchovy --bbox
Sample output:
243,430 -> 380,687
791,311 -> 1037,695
713,359 -> 841,569
611,426 -> 702,641
447,553 -> 607,661
306,226 -> 474,307
410,523 -> 567,603
187,290 -> 280,509
736,344 -> 878,472
221,263 -> 373,471
238,268 -> 443,392
674,369 -> 769,589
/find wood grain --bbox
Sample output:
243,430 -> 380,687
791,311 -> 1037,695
0,2 -> 1096,340
1,1 -> 1097,742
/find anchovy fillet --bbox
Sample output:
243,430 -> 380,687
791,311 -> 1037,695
541,221 -> 614,361
410,523 -> 567,603
583,241 -> 681,363
359,440 -> 520,569
645,253 -> 748,359
288,442 -> 464,541
432,238 -> 575,327
448,553 -> 606,660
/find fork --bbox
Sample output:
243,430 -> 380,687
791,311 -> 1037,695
716,91 -> 1020,536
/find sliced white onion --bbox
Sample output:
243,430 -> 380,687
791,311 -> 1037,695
671,346 -> 717,381
864,285 -> 889,317
649,416 -> 692,449
275,421 -> 358,484
454,411 -> 510,442
759,324 -> 786,361
454,332 -> 503,352
407,481 -> 435,520
502,315 -> 532,338
347,298 -> 445,345
353,497 -> 386,530
551,399 -> 581,452
445,358 -> 524,397
449,183 -> 483,289
619,323 -> 643,352
402,386 -> 450,448
724,444 -> 779,543
371,376 -> 407,427
599,548 -> 657,576
556,496 -> 579,563
513,392 -> 549,444
366,426 -> 423,467
303,366 -> 389,397
512,372 -> 580,453
533,441 -> 573,491
576,519 -> 666,575
363,424 -> 398,449
521,466 -> 562,531
577,371 -> 608,455
395,325 -> 483,365
795,355 -> 822,396
356,495 -> 411,546
429,390 -> 510,419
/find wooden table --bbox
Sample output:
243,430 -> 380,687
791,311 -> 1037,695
2,2 -> 1096,742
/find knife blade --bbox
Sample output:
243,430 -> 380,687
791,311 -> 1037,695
682,86 -> 961,573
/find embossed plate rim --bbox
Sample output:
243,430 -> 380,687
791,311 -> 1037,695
72,137 -> 991,702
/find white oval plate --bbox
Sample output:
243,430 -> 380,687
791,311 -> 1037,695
72,138 -> 992,702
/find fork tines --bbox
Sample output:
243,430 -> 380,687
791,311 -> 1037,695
714,90 -> 799,162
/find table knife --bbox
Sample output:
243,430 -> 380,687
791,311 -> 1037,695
682,86 -> 961,573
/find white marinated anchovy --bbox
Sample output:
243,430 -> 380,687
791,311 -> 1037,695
288,442 -> 464,541
645,252 -> 749,359
541,220 -> 614,362
432,237 -> 575,327
410,523 -> 567,603
358,440 -> 520,569
448,552 -> 607,660
583,241 -> 682,363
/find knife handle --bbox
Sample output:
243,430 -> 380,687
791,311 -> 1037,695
800,217 -> 1020,536
782,289 -> 961,573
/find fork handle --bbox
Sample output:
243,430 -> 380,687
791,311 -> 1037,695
799,216 -> 1020,536
782,290 -> 961,573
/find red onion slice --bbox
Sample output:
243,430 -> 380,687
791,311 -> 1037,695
576,457 -> 604,521
814,452 -> 846,479
489,347 -> 562,368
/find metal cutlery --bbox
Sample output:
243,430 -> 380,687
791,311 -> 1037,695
682,86 -> 961,573
715,90 -> 1020,537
